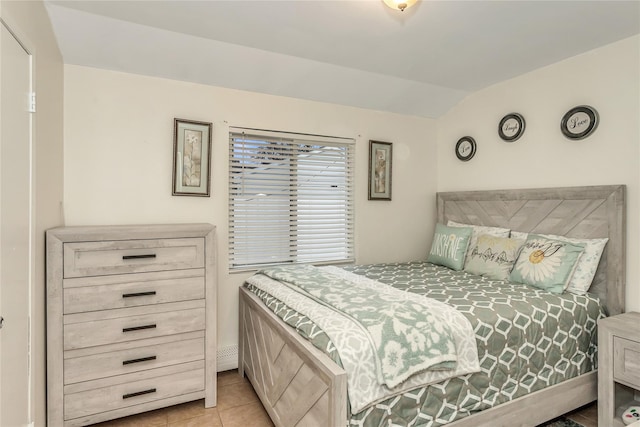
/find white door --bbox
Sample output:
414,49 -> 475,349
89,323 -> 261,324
0,20 -> 33,427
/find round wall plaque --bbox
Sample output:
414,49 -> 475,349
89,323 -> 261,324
455,136 -> 476,161
560,105 -> 599,140
498,113 -> 526,142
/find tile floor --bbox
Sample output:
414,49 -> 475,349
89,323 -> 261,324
561,402 -> 597,427
92,369 -> 597,427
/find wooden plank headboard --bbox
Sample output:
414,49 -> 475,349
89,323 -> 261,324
436,185 -> 626,316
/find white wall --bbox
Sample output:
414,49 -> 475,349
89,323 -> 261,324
63,65 -> 437,362
0,1 -> 64,425
437,35 -> 640,312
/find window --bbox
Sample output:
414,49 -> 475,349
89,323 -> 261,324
228,128 -> 355,271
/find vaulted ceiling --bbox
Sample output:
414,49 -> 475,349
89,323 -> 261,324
45,0 -> 640,118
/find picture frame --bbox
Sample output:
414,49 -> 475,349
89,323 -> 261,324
368,140 -> 392,201
498,113 -> 526,142
172,118 -> 212,196
560,105 -> 599,140
455,136 -> 476,161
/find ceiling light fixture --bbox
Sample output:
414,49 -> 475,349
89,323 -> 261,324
382,0 -> 417,12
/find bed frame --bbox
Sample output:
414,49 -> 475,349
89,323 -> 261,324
239,185 -> 626,427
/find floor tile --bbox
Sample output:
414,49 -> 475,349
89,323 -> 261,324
217,379 -> 260,411
167,410 -> 222,427
565,402 -> 598,427
218,402 -> 274,427
165,400 -> 211,424
217,369 -> 245,388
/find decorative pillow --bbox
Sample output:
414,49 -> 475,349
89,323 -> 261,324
427,223 -> 473,271
447,220 -> 511,267
464,234 -> 525,280
510,231 -> 528,241
509,234 -> 585,294
509,231 -> 608,295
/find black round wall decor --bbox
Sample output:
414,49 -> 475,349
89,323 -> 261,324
498,113 -> 526,142
455,136 -> 476,161
560,105 -> 599,140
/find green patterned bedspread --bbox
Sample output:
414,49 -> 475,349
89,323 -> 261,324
259,265 -> 461,388
245,261 -> 604,427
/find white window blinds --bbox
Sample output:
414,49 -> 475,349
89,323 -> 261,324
228,128 -> 355,270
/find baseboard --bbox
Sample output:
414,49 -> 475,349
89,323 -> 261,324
217,344 -> 238,372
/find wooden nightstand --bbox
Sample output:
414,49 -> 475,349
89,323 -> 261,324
598,312 -> 640,427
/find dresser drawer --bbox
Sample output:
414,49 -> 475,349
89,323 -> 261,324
64,337 -> 204,384
64,307 -> 205,350
64,270 -> 205,314
64,367 -> 204,420
614,336 -> 640,387
63,238 -> 204,278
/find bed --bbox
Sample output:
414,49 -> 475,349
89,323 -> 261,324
238,185 -> 626,427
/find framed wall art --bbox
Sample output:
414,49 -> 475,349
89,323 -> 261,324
172,118 -> 212,196
498,113 -> 526,142
455,136 -> 476,161
368,140 -> 392,200
560,105 -> 599,140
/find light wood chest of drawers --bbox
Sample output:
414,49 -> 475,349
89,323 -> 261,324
46,224 -> 216,427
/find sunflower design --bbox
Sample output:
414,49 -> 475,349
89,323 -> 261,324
529,249 -> 545,264
516,240 -> 564,283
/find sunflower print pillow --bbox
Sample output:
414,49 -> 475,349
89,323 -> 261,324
509,234 -> 585,294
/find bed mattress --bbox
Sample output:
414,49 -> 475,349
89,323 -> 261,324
244,261 -> 604,427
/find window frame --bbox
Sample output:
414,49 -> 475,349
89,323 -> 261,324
228,127 -> 355,272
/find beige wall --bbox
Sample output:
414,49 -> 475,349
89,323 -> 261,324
63,64 -> 437,362
62,32 -> 640,377
0,1 -> 65,425
437,35 -> 640,312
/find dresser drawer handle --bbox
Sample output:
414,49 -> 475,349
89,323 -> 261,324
122,355 -> 157,365
122,324 -> 157,333
122,388 -> 157,399
122,254 -> 157,260
122,291 -> 157,298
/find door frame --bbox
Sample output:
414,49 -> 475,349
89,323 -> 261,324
0,9 -> 36,426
